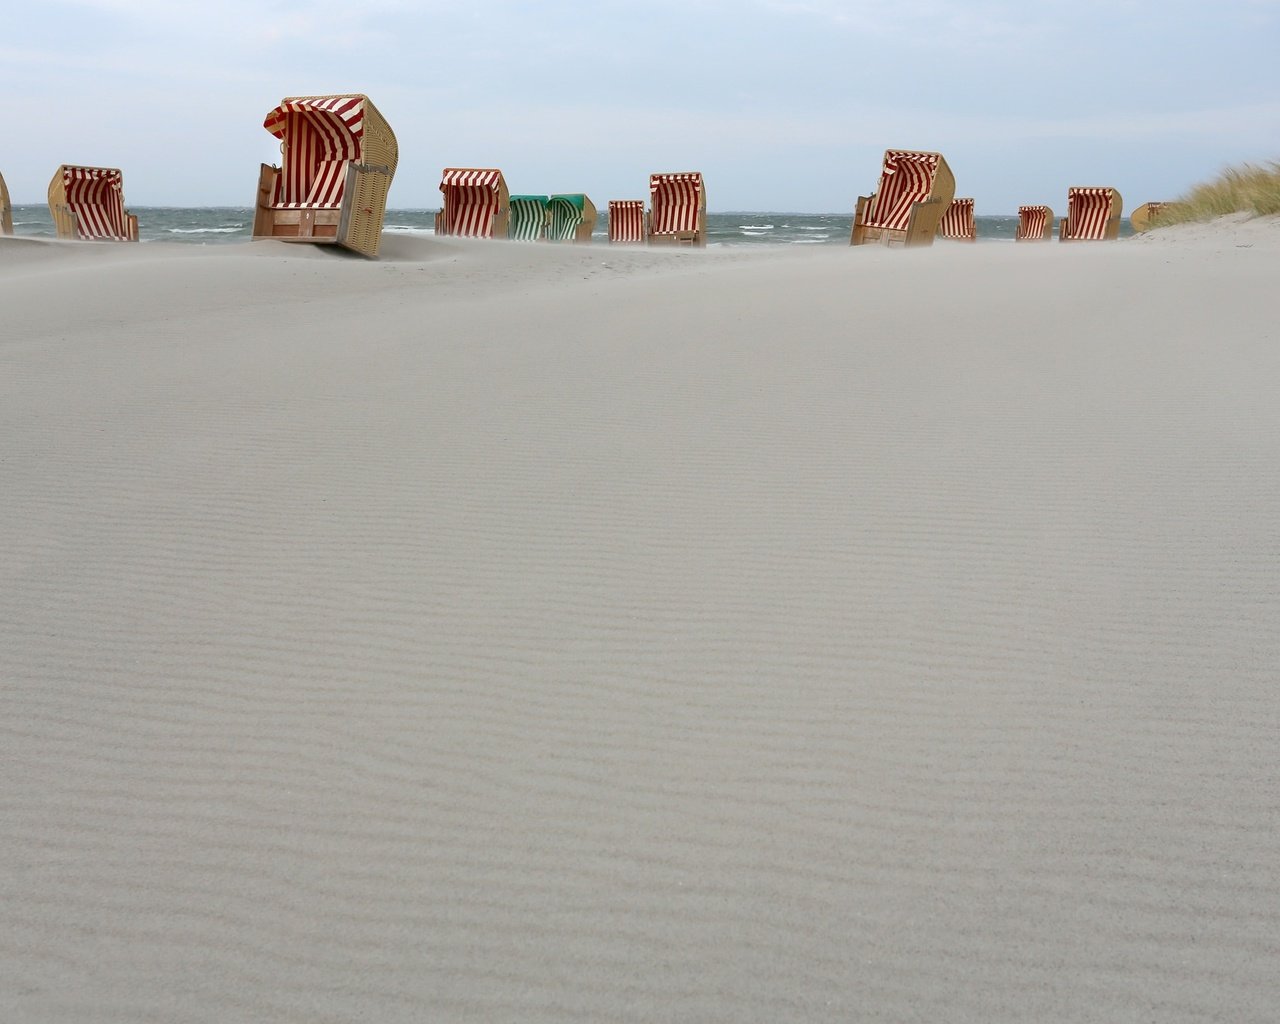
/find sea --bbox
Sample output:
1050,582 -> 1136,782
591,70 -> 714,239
6,205 -> 1135,246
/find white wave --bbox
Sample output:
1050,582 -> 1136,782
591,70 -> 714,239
165,227 -> 243,234
383,225 -> 435,235
738,224 -> 774,231
789,237 -> 829,244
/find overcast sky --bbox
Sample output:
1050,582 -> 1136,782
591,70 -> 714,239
3,0 -> 1278,212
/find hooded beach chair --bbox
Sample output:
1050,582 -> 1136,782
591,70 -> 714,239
47,165 -> 138,242
648,172 -> 706,247
1130,201 -> 1182,233
850,150 -> 955,248
509,195 -> 549,241
437,169 -> 510,239
547,194 -> 597,243
1016,205 -> 1054,242
252,94 -> 398,259
0,172 -> 11,236
608,200 -> 646,244
1059,187 -> 1123,241
937,197 -> 976,241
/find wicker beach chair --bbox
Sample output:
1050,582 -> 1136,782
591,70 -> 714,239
1130,201 -> 1182,233
252,94 -> 398,259
850,150 -> 955,248
547,194 -> 597,243
648,172 -> 706,247
437,169 -> 510,239
509,195 -> 549,241
1016,205 -> 1054,242
47,165 -> 139,242
0,172 -> 12,236
937,197 -> 976,241
608,200 -> 646,244
1059,187 -> 1123,241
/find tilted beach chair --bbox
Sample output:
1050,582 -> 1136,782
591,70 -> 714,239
253,94 -> 398,259
1130,202 -> 1182,233
546,194 -> 597,243
1016,205 -> 1054,242
1059,187 -> 1123,241
437,169 -> 510,239
47,166 -> 138,242
509,195 -> 549,241
0,172 -> 12,236
648,172 -> 706,247
850,150 -> 955,248
607,200 -> 646,244
937,197 -> 976,241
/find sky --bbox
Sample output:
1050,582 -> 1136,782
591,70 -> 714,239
3,0 -> 1278,213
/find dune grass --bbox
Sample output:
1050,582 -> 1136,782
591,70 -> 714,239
1153,161 -> 1280,225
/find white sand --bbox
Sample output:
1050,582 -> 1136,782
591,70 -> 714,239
3,223 -> 1279,1023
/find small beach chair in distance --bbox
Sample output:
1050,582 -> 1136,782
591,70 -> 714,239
937,197 -> 976,241
509,195 -> 549,241
47,165 -> 138,242
0,172 -> 12,235
253,94 -> 398,259
648,172 -> 706,247
850,149 -> 955,248
1130,201 -> 1182,233
1059,187 -> 1123,241
608,200 -> 646,244
437,169 -> 510,239
547,195 -> 597,243
1016,205 -> 1054,242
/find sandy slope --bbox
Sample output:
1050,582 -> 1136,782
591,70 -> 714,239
2,224 -> 1278,1023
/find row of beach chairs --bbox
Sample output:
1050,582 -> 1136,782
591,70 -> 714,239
0,93 -> 1170,257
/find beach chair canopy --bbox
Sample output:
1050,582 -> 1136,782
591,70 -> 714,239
649,173 -> 704,235
864,151 -> 945,231
608,200 -> 645,243
938,197 -> 975,239
1064,187 -> 1121,240
263,95 -> 371,209
440,168 -> 507,238
0,172 -> 11,235
1017,205 -> 1053,241
509,195 -> 549,240
54,166 -> 132,240
547,194 -> 589,241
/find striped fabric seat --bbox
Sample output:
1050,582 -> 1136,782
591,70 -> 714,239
649,173 -> 703,235
509,196 -> 548,240
264,96 -> 365,209
439,168 -> 505,238
61,166 -> 132,240
547,196 -> 585,242
1016,205 -> 1052,241
863,151 -> 941,231
938,197 -> 975,240
1063,187 -> 1118,240
608,200 -> 645,243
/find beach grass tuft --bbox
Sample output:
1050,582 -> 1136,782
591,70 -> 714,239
1154,160 -> 1280,225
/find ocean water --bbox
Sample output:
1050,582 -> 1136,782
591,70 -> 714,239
6,205 -> 1133,246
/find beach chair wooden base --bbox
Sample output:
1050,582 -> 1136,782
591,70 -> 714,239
649,229 -> 703,248
851,196 -> 947,248
253,162 -> 392,257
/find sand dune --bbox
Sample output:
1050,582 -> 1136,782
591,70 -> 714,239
3,224 -> 1278,1022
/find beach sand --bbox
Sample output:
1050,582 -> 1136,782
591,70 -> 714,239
3,222 -> 1278,1022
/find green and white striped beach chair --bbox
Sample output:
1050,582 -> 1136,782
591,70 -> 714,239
509,195 -> 549,241
546,194 -> 597,244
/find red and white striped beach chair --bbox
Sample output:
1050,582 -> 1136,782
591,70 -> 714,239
851,150 -> 955,248
1016,205 -> 1054,242
607,200 -> 646,244
252,94 -> 399,258
1059,187 -> 1123,241
0,171 -> 12,236
436,169 -> 510,240
46,165 -> 138,242
937,197 -> 976,242
648,172 -> 706,247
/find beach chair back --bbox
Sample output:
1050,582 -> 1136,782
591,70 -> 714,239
439,168 -> 509,239
0,172 -> 11,235
1016,205 -> 1053,242
547,195 -> 596,243
1061,187 -> 1122,241
47,165 -> 138,242
851,149 -> 955,247
264,97 -> 367,208
649,172 -> 706,246
1130,201 -> 1179,233
938,198 -> 976,241
509,196 -> 549,241
608,200 -> 646,243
